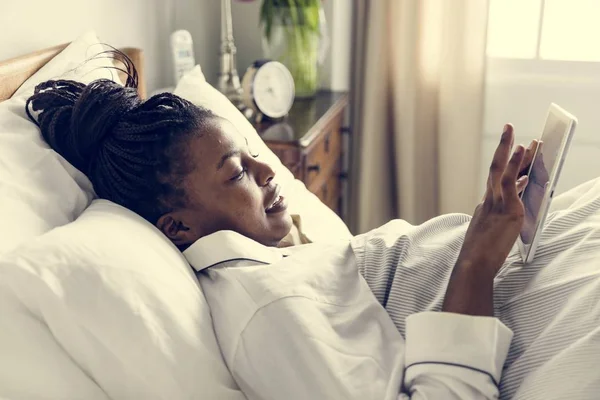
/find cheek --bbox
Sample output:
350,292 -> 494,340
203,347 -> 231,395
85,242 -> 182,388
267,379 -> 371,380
207,187 -> 265,236
237,185 -> 264,215
217,184 -> 264,217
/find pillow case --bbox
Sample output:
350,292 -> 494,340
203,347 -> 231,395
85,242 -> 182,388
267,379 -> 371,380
0,31 -> 120,255
0,288 -> 111,399
173,66 -> 351,242
0,200 -> 245,400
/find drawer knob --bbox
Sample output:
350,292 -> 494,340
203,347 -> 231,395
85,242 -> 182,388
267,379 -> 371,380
307,164 -> 321,173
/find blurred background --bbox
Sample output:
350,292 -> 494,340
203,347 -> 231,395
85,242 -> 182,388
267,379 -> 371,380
2,0 -> 599,234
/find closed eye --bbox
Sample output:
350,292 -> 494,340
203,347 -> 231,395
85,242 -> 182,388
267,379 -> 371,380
230,168 -> 247,182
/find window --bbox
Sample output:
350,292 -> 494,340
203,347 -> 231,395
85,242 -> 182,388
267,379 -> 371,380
487,0 -> 600,61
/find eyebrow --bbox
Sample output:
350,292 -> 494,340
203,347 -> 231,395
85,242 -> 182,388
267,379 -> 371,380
216,149 -> 242,170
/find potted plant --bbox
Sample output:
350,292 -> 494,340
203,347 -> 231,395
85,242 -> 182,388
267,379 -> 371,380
259,0 -> 326,98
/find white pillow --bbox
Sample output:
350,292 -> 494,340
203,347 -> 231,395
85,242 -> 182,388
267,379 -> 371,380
0,31 -> 120,255
174,66 -> 351,242
0,288 -> 110,399
0,200 -> 246,400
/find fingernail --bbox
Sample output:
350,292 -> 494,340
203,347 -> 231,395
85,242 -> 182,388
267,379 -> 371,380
503,124 -> 510,133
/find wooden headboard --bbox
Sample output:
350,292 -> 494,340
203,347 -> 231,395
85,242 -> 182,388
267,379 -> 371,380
0,44 -> 146,102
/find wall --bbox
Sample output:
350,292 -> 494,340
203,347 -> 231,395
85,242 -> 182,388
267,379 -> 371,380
481,59 -> 600,196
0,0 -> 352,93
170,0 -> 221,87
0,0 -> 174,93
180,0 -> 353,91
319,0 -> 353,91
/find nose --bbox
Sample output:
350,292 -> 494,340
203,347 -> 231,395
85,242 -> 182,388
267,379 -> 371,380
254,159 -> 276,187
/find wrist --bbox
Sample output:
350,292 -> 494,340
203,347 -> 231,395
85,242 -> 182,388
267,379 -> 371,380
443,260 -> 496,316
455,250 -> 505,278
454,258 -> 497,280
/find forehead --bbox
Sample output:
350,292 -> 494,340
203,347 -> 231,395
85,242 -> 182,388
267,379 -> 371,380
187,118 -> 245,164
206,118 -> 245,146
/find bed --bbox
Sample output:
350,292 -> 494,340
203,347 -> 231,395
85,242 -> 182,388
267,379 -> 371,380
0,32 -> 350,400
3,32 -> 600,400
0,44 -> 147,101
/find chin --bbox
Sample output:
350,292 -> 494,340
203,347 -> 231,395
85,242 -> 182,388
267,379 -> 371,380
280,211 -> 294,232
266,212 -> 293,247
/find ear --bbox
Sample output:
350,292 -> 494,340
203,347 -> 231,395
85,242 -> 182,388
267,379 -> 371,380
156,212 -> 201,246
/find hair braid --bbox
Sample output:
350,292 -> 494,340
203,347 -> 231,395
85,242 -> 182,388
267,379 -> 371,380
26,49 -> 216,223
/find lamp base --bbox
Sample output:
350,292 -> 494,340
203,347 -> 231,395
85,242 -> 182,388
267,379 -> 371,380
217,70 -> 243,105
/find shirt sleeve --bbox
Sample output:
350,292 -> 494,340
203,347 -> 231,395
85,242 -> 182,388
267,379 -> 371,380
400,312 -> 513,399
231,297 -> 512,400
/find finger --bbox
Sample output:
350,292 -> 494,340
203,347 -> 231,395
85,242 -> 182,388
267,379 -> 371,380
533,142 -> 550,182
519,140 -> 539,176
489,124 -> 514,202
483,174 -> 492,203
516,175 -> 529,194
502,144 -> 526,201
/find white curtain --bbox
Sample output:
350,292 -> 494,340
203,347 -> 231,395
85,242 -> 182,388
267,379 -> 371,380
348,0 -> 489,233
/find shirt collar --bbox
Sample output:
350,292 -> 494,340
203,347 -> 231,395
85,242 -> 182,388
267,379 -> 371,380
183,230 -> 286,272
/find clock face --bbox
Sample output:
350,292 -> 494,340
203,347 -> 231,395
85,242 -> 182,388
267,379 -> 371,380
253,62 -> 295,119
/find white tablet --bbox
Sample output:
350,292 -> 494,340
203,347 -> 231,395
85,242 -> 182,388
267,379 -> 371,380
518,103 -> 577,264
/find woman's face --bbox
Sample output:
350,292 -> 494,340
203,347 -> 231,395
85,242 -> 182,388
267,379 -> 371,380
157,117 -> 293,247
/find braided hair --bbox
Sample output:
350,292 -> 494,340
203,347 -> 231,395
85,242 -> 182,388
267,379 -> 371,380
26,50 -> 216,224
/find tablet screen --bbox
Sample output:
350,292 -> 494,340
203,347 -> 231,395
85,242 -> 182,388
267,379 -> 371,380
520,112 -> 570,245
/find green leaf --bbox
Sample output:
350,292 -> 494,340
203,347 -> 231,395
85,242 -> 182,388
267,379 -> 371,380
260,0 -> 321,45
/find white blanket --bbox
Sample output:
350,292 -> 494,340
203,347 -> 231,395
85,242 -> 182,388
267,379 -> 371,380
358,177 -> 600,399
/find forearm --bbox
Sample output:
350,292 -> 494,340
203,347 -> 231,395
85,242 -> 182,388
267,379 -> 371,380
442,260 -> 496,317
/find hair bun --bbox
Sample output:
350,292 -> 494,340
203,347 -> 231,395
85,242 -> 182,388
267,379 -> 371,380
26,79 -> 140,174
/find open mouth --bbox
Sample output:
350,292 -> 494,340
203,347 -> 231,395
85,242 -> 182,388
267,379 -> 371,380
266,195 -> 284,211
265,186 -> 287,214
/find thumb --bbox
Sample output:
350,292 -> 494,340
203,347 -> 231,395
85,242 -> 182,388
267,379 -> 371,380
516,175 -> 529,194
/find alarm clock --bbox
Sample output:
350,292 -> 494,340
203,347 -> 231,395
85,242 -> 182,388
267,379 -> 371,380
241,60 -> 295,123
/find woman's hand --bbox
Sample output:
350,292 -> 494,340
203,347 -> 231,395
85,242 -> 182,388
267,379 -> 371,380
517,139 -> 539,194
443,124 -> 530,316
521,143 -> 547,243
466,124 -> 532,272
486,138 -> 538,199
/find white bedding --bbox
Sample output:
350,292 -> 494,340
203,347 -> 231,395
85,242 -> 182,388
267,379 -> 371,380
357,177 -> 600,399
0,201 -> 245,400
0,31 -> 118,256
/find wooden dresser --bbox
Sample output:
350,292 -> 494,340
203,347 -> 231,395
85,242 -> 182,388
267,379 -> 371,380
253,91 -> 349,217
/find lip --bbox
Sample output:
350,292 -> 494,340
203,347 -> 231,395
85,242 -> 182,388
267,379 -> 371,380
265,185 -> 288,214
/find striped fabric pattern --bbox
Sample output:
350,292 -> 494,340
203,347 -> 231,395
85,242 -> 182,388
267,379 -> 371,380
353,178 -> 600,399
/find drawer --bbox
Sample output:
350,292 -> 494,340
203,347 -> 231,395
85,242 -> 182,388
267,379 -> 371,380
303,115 -> 343,189
312,162 -> 342,214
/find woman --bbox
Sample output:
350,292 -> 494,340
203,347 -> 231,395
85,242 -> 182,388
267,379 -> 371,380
26,56 -> 600,399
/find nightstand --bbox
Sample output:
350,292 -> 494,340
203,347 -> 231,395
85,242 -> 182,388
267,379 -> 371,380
252,91 -> 349,217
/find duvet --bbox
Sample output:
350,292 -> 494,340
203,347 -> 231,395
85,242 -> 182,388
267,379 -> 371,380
359,176 -> 600,399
